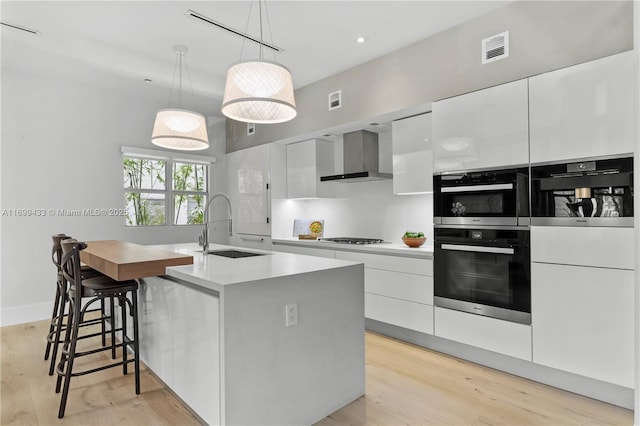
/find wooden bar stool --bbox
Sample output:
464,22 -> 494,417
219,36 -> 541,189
45,234 -> 108,376
55,240 -> 140,419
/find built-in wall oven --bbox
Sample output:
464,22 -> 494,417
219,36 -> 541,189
434,227 -> 531,324
434,167 -> 529,227
434,166 -> 531,324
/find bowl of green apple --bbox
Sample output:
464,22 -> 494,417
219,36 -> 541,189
402,231 -> 426,248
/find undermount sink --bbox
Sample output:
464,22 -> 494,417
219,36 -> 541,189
202,249 -> 267,258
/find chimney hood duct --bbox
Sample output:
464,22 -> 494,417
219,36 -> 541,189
320,130 -> 392,182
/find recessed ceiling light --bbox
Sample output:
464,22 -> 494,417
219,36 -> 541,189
356,36 -> 366,44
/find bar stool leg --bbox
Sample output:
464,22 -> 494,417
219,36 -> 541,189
110,297 -> 116,359
44,285 -> 62,361
100,299 -> 106,347
121,295 -> 128,375
55,298 -> 74,394
48,282 -> 67,376
58,295 -> 81,418
131,287 -> 140,394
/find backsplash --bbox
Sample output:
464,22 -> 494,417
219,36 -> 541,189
272,179 -> 433,244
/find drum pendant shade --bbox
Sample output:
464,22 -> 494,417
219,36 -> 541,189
222,60 -> 296,124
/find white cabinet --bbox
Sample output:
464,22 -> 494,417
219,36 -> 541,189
335,251 -> 434,334
232,234 -> 272,250
286,139 -> 334,199
432,79 -> 529,172
531,263 -> 634,387
138,277 -> 221,425
271,242 -> 336,258
529,51 -> 635,164
531,226 -> 635,270
138,278 -> 174,386
392,113 -> 433,194
530,225 -> 635,388
172,284 -> 220,425
434,307 -> 532,361
226,144 -> 271,236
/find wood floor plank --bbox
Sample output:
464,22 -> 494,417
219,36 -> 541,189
1,320 -> 633,425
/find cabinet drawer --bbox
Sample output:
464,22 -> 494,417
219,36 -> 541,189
335,251 -> 432,275
272,243 -> 335,258
234,234 -> 273,250
365,293 -> 433,335
531,226 -> 635,269
365,268 -> 433,305
532,263 -> 634,387
435,307 -> 532,361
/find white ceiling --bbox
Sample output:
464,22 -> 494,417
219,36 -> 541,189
1,1 -> 512,118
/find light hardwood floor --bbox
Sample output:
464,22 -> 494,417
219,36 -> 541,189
1,319 -> 633,425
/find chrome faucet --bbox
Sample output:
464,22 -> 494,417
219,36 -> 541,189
200,192 -> 233,253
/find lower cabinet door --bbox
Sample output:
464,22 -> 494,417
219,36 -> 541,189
138,278 -> 174,387
532,263 -> 634,387
172,285 -> 221,425
434,307 -> 532,361
365,293 -> 433,334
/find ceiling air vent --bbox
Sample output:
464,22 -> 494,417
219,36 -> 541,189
482,31 -> 509,64
247,122 -> 256,136
328,90 -> 342,111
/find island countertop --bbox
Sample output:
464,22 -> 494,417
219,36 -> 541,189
149,242 -> 362,293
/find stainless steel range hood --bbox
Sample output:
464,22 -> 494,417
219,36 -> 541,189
320,129 -> 392,182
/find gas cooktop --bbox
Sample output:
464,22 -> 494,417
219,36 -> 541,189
319,237 -> 385,245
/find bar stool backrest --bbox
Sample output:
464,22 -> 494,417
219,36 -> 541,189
60,240 -> 87,291
51,234 -> 70,272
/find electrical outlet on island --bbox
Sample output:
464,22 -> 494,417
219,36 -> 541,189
285,303 -> 298,327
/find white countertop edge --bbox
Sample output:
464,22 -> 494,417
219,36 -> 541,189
272,238 -> 434,258
146,242 -> 363,292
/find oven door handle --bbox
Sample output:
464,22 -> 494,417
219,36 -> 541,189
440,183 -> 513,193
440,243 -> 515,255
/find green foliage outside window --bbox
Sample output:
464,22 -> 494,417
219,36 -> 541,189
122,156 -> 208,226
173,162 -> 207,225
123,158 -> 166,226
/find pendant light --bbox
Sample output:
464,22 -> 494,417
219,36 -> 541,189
221,0 -> 296,124
151,45 -> 209,151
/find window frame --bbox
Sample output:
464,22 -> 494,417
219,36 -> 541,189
121,146 -> 216,227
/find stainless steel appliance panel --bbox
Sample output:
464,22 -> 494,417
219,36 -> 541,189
434,227 -> 531,324
531,156 -> 633,227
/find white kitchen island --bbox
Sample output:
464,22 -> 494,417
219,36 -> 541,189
137,243 -> 365,426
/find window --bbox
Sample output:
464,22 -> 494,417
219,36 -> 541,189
122,150 -> 211,227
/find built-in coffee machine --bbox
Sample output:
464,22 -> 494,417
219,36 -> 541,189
531,155 -> 634,227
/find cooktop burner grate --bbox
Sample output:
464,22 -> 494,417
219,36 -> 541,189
319,237 -> 385,245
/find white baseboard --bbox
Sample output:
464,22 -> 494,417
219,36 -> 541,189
0,301 -> 54,327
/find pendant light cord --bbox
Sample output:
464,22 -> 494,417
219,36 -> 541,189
168,46 -> 197,111
258,0 -> 263,60
178,49 -> 183,107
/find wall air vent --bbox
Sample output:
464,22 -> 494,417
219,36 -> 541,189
328,90 -> 342,111
185,9 -> 283,52
1,21 -> 40,35
482,31 -> 509,64
247,122 -> 256,136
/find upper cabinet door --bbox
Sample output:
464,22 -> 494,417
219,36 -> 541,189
529,51 -> 635,164
392,113 -> 433,194
286,139 -> 334,199
226,143 -> 271,236
432,79 -> 529,173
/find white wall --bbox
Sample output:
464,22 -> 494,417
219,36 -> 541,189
271,130 -> 433,244
0,67 -> 227,326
